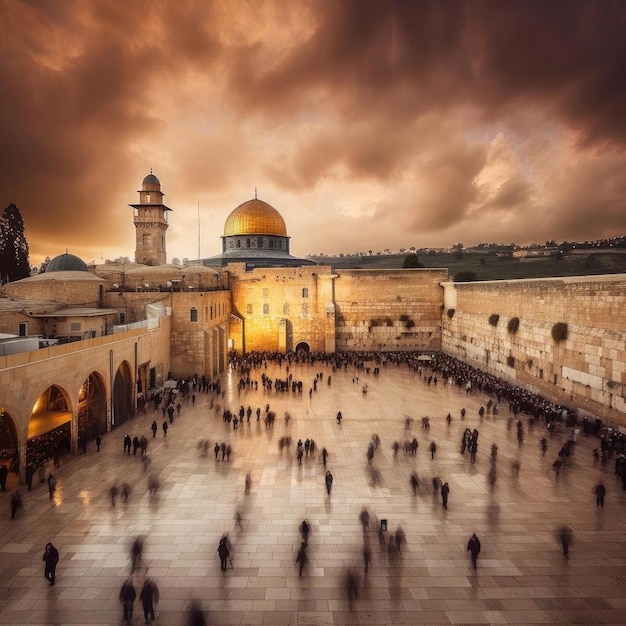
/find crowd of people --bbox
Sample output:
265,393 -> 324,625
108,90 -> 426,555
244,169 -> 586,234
7,346 -> 625,622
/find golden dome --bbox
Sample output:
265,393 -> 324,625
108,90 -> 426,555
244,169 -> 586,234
224,198 -> 287,237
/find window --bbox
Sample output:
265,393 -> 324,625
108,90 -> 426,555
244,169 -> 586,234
210,305 -> 213,320
263,304 -> 269,315
190,308 -> 198,322
247,304 -> 253,314
142,234 -> 151,246
145,193 -> 150,203
283,303 -> 289,315
70,322 -> 82,332
302,288 -> 309,298
18,322 -> 27,337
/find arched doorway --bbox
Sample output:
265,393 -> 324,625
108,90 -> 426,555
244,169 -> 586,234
27,385 -> 72,466
295,342 -> 310,353
0,410 -> 19,474
78,372 -> 107,444
113,361 -> 133,428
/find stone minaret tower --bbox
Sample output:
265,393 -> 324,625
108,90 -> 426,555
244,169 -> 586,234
130,171 -> 172,266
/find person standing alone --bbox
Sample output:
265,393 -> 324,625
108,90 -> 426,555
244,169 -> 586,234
467,533 -> 481,569
43,542 -> 59,585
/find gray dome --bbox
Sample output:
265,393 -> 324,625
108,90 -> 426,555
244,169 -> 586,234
45,252 -> 88,272
142,173 -> 160,186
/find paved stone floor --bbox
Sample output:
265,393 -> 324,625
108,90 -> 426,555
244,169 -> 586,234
1,359 -> 625,625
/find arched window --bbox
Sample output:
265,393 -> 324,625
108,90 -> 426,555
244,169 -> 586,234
190,308 -> 198,322
283,303 -> 289,315
263,303 -> 270,315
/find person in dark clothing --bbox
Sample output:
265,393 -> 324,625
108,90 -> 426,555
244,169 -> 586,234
441,482 -> 450,509
325,470 -> 333,496
47,474 -> 57,500
299,520 -> 311,543
95,434 -> 102,452
131,536 -> 144,573
594,482 -> 606,508
557,525 -> 573,558
162,421 -> 168,437
140,577 -> 160,624
218,535 -> 231,571
11,489 -> 22,519
43,542 -> 59,585
467,533 -> 481,568
151,420 -> 158,438
124,434 -> 132,454
322,447 -> 328,467
429,441 -> 437,459
0,464 -> 7,491
410,472 -> 419,495
25,463 -> 35,491
296,539 -> 308,577
133,436 -> 140,455
187,599 -> 207,626
119,578 -> 136,624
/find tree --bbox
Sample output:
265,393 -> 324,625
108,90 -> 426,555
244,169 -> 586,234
0,204 -> 30,284
402,253 -> 424,268
454,270 -> 478,282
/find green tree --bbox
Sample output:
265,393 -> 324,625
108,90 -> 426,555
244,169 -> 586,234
402,253 -> 424,268
0,204 -> 30,283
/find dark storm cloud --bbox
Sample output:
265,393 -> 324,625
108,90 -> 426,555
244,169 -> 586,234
0,0 -> 624,264
228,1 -> 626,146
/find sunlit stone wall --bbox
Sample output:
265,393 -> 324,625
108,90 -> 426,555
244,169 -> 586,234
442,275 -> 626,426
333,269 -> 447,352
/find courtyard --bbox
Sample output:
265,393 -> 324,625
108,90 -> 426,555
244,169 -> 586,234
0,358 -> 624,625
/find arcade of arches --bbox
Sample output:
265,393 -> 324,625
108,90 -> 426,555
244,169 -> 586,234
0,362 -> 137,475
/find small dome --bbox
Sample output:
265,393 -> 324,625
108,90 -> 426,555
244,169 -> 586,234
45,252 -> 88,273
142,173 -> 160,186
224,198 -> 287,237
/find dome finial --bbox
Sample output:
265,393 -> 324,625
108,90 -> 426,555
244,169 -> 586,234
150,167 -> 153,175
254,187 -> 257,200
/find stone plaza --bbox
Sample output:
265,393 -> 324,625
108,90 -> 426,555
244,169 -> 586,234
1,358 -> 625,625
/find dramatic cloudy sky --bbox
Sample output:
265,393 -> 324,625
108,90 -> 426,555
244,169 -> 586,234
1,0 -> 625,265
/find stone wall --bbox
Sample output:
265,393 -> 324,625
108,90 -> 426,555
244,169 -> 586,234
442,275 -> 626,426
3,272 -> 104,307
168,291 -> 230,378
228,265 -> 335,353
334,269 -> 447,352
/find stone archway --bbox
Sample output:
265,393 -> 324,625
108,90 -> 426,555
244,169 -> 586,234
27,385 -> 72,466
295,341 -> 310,353
113,361 -> 133,428
78,372 -> 107,443
0,410 -> 19,474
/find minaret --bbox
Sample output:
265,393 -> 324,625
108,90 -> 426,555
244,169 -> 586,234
129,171 -> 172,265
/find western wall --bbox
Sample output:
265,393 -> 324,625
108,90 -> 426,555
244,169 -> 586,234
442,274 -> 626,425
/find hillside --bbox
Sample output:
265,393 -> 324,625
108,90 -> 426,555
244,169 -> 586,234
306,250 -> 626,281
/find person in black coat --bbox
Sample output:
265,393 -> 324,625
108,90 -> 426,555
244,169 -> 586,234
25,463 -> 35,491
43,542 -> 59,585
217,535 -> 231,572
119,578 -> 136,624
0,464 -> 8,491
467,533 -> 481,569
441,482 -> 450,509
140,577 -> 160,624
